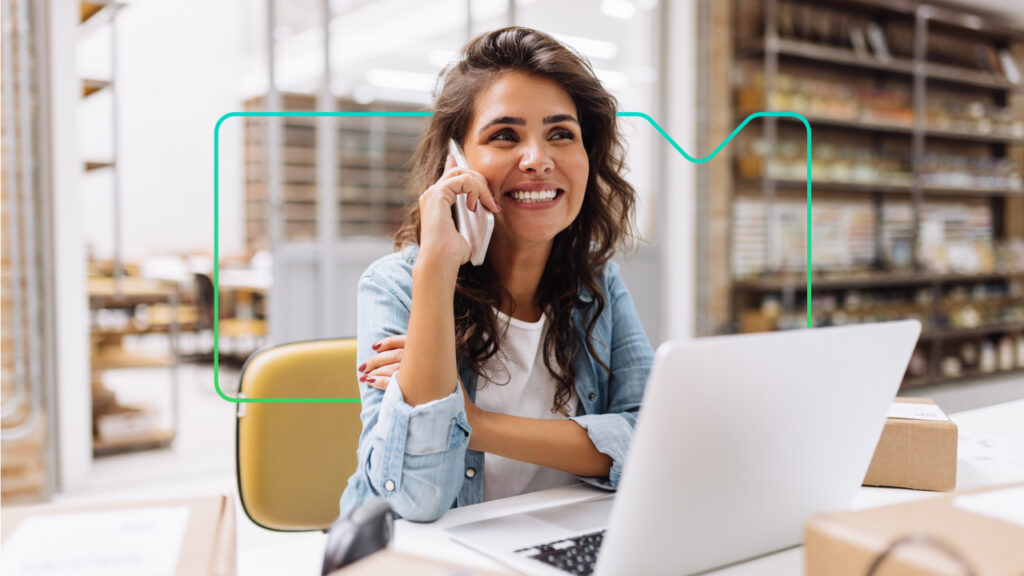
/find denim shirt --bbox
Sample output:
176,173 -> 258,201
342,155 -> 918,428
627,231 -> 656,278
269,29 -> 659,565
337,245 -> 654,522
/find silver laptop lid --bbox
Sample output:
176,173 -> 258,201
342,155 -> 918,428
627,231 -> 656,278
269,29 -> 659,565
596,320 -> 921,576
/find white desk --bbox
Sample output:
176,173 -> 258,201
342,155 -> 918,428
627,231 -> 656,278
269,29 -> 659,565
239,399 -> 1024,575
388,399 -> 1024,575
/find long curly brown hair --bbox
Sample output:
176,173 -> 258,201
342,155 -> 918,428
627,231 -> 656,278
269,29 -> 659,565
393,27 -> 638,415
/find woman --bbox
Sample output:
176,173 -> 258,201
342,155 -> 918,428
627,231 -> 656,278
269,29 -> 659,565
338,26 -> 654,522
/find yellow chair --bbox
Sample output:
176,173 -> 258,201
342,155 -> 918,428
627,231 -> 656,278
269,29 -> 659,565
235,338 -> 363,531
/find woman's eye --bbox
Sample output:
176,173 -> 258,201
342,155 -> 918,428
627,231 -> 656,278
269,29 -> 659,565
551,129 -> 576,141
489,128 -> 517,142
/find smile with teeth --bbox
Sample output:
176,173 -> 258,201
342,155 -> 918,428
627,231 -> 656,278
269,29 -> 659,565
508,189 -> 561,203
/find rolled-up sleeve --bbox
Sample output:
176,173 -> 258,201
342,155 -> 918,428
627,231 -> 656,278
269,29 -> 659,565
338,260 -> 470,522
367,371 -> 470,521
569,261 -> 654,489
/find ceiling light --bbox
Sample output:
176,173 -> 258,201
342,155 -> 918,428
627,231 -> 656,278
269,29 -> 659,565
601,0 -> 636,19
365,68 -> 436,92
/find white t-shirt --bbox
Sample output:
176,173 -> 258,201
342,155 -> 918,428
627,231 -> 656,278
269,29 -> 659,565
474,309 -> 579,502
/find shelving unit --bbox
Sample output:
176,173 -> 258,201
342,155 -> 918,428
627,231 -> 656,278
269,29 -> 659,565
242,93 -> 427,248
724,0 -> 1024,388
77,0 -> 181,455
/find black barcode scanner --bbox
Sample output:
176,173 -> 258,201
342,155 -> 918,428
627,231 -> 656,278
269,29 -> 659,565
321,499 -> 394,575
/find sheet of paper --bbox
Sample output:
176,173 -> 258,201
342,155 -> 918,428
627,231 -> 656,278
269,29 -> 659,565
958,432 -> 1024,479
887,402 -> 948,422
2,506 -> 189,576
954,486 -> 1024,528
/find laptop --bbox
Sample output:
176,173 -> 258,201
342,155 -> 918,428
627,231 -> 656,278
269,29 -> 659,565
446,320 -> 922,576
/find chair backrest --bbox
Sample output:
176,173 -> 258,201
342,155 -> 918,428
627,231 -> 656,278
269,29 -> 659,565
235,338 -> 362,531
193,272 -> 215,327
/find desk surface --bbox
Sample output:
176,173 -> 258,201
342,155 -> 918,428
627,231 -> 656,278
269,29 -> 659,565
389,398 -> 1024,576
236,399 -> 1024,576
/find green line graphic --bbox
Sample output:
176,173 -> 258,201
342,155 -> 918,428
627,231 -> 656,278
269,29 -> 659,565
214,111 -> 813,403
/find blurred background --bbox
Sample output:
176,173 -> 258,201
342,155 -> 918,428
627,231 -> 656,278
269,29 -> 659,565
1,0 -> 1022,546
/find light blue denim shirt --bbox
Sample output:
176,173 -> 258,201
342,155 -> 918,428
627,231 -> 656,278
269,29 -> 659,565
337,245 -> 654,522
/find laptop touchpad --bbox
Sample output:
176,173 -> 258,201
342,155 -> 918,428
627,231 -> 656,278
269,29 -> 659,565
525,496 -> 613,532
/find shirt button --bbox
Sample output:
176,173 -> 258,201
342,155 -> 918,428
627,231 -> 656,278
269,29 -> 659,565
384,480 -> 396,492
588,392 -> 595,400
465,468 -> 476,478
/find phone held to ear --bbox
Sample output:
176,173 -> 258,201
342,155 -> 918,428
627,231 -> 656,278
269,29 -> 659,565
448,139 -> 494,266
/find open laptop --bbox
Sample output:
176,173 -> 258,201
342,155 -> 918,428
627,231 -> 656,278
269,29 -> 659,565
446,320 -> 921,576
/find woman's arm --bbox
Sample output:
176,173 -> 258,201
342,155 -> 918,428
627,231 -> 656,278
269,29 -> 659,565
400,154 -> 500,406
470,408 -> 613,478
365,338 -> 613,479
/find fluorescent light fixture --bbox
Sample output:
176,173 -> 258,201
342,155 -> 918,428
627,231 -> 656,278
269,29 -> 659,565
553,34 -> 618,60
601,0 -> 636,19
365,68 -> 437,92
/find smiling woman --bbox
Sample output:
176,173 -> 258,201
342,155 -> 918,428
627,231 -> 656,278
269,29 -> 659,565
338,26 -> 654,522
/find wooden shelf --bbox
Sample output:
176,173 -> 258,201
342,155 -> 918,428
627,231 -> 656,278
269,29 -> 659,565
740,112 -> 1024,144
928,322 -> 1024,340
739,178 -> 1024,197
81,78 -> 111,99
902,366 -> 1024,389
926,63 -> 1021,91
901,375 -> 932,388
91,324 -> 199,338
84,160 -> 115,172
91,348 -> 175,370
748,38 -> 916,76
738,112 -> 913,134
923,126 -> 1024,145
88,276 -> 175,307
79,0 -> 107,24
741,38 -> 1023,91
734,271 -> 1024,291
93,428 -> 174,456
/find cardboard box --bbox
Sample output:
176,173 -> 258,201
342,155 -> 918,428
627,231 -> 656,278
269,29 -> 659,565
806,481 -> 1024,576
1,493 -> 235,576
863,397 -> 958,492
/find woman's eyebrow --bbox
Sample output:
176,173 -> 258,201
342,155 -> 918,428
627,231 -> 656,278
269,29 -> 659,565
477,113 -> 580,134
543,114 -> 579,125
479,116 -> 525,134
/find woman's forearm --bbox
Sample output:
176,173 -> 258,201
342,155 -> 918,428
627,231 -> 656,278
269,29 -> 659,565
470,412 -> 612,478
399,254 -> 461,406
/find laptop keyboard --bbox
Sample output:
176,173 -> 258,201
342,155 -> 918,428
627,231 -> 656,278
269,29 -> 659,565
514,529 -> 605,575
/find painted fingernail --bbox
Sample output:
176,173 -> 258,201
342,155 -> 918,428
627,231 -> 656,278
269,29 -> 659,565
371,342 -> 381,350
366,377 -> 376,384
357,363 -> 366,373
359,374 -> 367,382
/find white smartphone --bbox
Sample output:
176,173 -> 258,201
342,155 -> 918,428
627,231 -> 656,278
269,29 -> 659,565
448,139 -> 494,266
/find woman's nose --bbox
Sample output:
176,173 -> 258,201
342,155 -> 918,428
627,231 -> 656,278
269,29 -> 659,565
518,141 -> 554,174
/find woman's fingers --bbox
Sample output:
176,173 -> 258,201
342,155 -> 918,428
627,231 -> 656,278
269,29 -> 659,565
430,169 -> 501,214
365,363 -> 399,379
371,334 -> 407,352
359,347 -> 403,374
364,375 -> 390,390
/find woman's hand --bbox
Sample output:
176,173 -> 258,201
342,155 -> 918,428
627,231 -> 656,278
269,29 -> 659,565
416,154 -> 501,270
358,333 -> 485,431
358,335 -> 406,390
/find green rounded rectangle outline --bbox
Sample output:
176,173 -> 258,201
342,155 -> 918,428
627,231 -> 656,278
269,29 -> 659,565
214,111 -> 813,403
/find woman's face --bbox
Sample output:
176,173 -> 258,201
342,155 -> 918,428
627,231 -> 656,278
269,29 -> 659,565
463,70 -> 589,251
